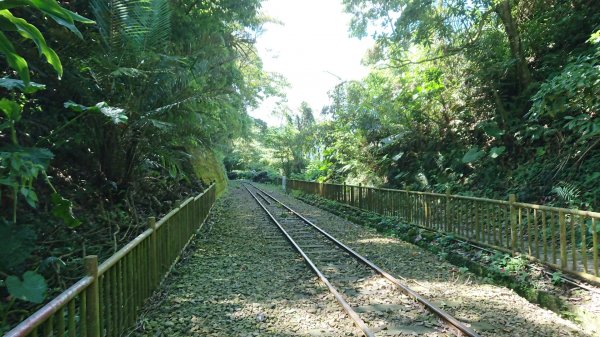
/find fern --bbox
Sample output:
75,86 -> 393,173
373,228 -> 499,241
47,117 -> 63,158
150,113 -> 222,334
435,152 -> 444,170
90,0 -> 171,54
551,181 -> 581,207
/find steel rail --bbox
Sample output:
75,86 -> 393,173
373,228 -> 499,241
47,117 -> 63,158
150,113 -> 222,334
322,193 -> 600,292
249,183 -> 481,337
255,190 -> 272,205
242,184 -> 376,337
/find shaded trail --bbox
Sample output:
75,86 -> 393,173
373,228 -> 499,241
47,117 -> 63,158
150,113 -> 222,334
133,182 -> 361,336
133,182 -> 591,336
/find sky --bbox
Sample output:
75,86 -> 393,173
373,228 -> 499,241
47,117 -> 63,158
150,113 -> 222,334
249,0 -> 374,126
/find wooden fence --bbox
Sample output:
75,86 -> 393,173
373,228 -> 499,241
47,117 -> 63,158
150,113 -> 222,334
288,179 -> 600,284
5,184 -> 216,337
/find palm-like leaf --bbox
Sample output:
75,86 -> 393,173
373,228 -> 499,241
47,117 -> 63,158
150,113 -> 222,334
551,182 -> 581,206
90,0 -> 171,54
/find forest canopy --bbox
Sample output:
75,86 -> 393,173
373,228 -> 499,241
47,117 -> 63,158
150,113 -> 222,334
0,0 -> 281,329
233,0 -> 600,212
1,0 -> 600,331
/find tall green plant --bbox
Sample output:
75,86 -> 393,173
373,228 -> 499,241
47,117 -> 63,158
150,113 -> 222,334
0,0 -> 91,224
0,0 -> 92,329
0,0 -> 93,84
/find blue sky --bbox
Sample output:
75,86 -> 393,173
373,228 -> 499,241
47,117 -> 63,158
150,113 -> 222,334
249,0 -> 373,125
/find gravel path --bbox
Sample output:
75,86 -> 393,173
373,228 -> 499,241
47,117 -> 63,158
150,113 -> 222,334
133,182 -> 362,337
258,183 -> 592,337
134,181 -> 592,336
249,185 -> 459,336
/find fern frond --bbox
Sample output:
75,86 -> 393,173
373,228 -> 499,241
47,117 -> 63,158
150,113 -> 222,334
435,152 -> 444,170
90,0 -> 171,54
551,181 -> 581,205
144,0 -> 171,51
90,0 -> 129,50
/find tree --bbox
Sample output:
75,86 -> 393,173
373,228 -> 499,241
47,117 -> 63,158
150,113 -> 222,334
288,0 -> 600,202
1,0 -> 276,329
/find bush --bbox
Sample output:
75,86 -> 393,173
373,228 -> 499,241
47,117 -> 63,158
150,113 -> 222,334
227,169 -> 280,184
253,170 -> 280,183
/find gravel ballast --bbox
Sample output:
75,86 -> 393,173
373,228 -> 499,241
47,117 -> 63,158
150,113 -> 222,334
258,183 -> 594,337
133,183 -> 362,336
134,181 -> 594,336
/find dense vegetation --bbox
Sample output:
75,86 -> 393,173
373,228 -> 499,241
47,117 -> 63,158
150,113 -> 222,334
2,0 -> 600,331
232,0 -> 600,211
0,0 -> 278,330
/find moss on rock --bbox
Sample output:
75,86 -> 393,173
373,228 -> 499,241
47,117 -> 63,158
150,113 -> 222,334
188,146 -> 228,195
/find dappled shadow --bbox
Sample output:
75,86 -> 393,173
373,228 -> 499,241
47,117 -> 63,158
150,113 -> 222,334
132,182 -> 595,336
132,182 -> 362,337
257,183 -> 596,337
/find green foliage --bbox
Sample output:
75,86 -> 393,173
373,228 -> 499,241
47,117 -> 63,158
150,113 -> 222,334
551,271 -> 564,286
0,146 -> 53,216
91,0 -> 170,53
50,193 -> 80,228
1,0 -> 272,329
264,0 -> 600,211
0,0 -> 93,82
0,9 -> 62,76
462,147 -> 486,164
5,271 -> 47,304
0,29 -> 29,83
0,99 -> 21,123
228,102 -> 316,178
0,220 -> 36,274
529,29 -> 600,121
485,253 -> 529,277
0,78 -> 45,93
551,182 -> 581,208
489,146 -> 506,159
64,101 -> 128,124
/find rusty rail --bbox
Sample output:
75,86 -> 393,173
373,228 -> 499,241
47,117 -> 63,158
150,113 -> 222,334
246,183 -> 480,337
287,179 -> 600,285
4,184 -> 216,337
243,184 -> 376,337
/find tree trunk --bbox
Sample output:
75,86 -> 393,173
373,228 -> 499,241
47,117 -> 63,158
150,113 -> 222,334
100,125 -> 133,187
495,0 -> 531,95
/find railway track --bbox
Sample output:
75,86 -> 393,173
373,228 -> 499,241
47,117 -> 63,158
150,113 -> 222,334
243,183 -> 480,337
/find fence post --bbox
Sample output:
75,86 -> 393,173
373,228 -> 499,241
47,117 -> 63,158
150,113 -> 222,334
148,217 -> 157,287
343,182 -> 347,204
559,211 -> 567,269
444,189 -> 450,232
423,194 -> 428,226
84,255 -> 100,337
593,218 -> 598,276
358,183 -> 363,209
509,194 -> 517,253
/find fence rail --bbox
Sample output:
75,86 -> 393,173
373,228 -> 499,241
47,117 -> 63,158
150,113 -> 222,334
5,184 -> 217,337
288,179 -> 600,284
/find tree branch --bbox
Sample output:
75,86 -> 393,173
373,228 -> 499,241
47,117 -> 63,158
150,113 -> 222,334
387,8 -> 495,69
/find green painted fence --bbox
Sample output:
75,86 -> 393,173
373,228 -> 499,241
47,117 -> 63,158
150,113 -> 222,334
288,179 -> 600,285
5,184 -> 216,337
